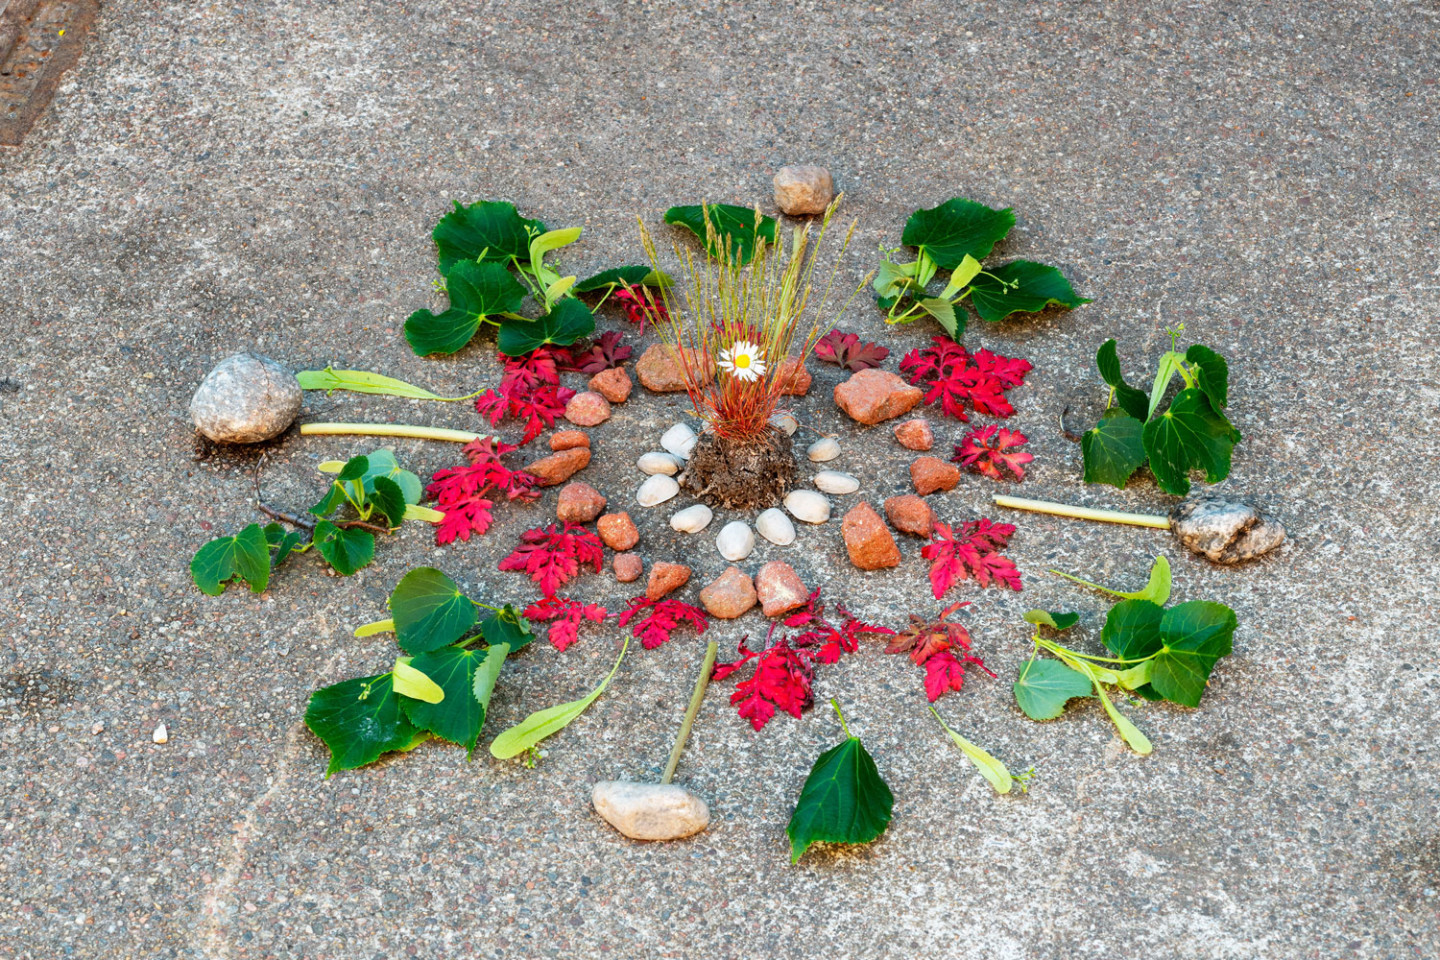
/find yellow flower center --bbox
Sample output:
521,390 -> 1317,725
734,354 -> 751,368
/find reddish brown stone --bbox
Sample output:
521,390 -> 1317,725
588,366 -> 633,404
894,418 -> 934,451
646,562 -> 692,600
550,430 -> 590,451
614,552 -> 643,583
754,561 -> 809,617
524,447 -> 590,487
635,344 -> 715,393
884,494 -> 936,538
564,391 -> 612,427
911,456 -> 961,495
557,482 -> 607,523
775,357 -> 812,396
834,369 -> 924,425
699,566 -> 758,619
842,502 -> 902,570
596,512 -> 640,551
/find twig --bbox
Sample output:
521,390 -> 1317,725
661,640 -> 718,785
252,449 -> 392,536
1059,405 -> 1084,443
993,494 -> 1171,530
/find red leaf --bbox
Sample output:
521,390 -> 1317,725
475,349 -> 577,446
813,329 -> 890,371
887,605 -> 995,702
953,425 -> 1033,481
617,597 -> 708,650
726,640 -> 814,731
498,523 -> 605,598
899,336 -> 1032,422
920,519 -> 1022,599
523,596 -> 611,651
566,330 -> 632,374
426,438 -> 538,546
612,287 -> 668,335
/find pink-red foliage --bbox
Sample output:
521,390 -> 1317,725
426,438 -> 539,545
523,597 -> 611,651
886,601 -> 996,702
612,287 -> 669,335
497,523 -> 604,597
812,329 -> 890,371
899,336 -> 1032,421
921,519 -> 1023,599
953,425 -> 1033,481
474,347 -> 577,446
616,597 -> 709,650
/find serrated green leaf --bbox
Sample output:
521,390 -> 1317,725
1142,388 -> 1242,496
389,567 -> 478,656
970,260 -> 1090,322
490,638 -> 628,759
399,646 -> 497,756
573,265 -> 672,293
1096,339 -> 1151,422
1186,344 -> 1229,409
1023,610 -> 1080,631
481,605 -> 535,653
663,203 -> 779,264
873,259 -> 918,303
930,708 -> 1013,794
1082,410 -> 1147,489
787,735 -> 894,862
471,643 -> 509,715
1149,601 -> 1237,707
304,673 -> 421,777
336,455 -> 369,483
405,260 -> 528,357
1100,599 -> 1166,659
312,521 -> 375,576
392,658 -> 445,704
191,524 -> 271,596
369,476 -> 407,528
434,200 -> 545,275
901,197 -> 1015,269
322,449 -> 424,506
497,297 -> 594,357
1013,658 -> 1093,720
918,297 -> 964,338
296,367 -> 455,402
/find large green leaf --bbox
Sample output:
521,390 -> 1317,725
787,734 -> 894,862
399,645 -> 497,756
389,567 -> 478,655
1082,410 -> 1147,488
1186,344 -> 1229,409
312,521 -> 375,576
433,200 -> 545,275
1096,339 -> 1151,422
489,638 -> 628,759
191,524 -> 272,596
481,605 -> 536,652
969,260 -> 1090,322
901,197 -> 1015,269
1100,599 -> 1166,659
1141,388 -> 1241,496
573,266 -> 671,293
663,203 -> 778,264
1013,659 -> 1093,720
1149,601 -> 1237,707
405,260 -> 528,357
304,673 -> 420,777
497,297 -> 594,357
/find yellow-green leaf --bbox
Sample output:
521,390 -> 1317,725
392,658 -> 445,704
930,708 -> 1013,794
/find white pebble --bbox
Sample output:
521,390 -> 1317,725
770,412 -> 799,436
661,422 -> 699,459
715,521 -> 756,561
637,451 -> 682,476
670,503 -> 714,533
807,437 -> 841,462
756,508 -> 796,545
637,474 -> 680,507
813,470 -> 860,495
593,781 -> 709,841
784,489 -> 832,524
152,723 -> 169,744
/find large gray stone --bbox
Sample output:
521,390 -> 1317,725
1169,496 -> 1286,563
592,781 -> 709,841
188,352 -> 302,444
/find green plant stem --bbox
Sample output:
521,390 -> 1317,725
831,698 -> 852,737
300,423 -> 488,444
992,494 -> 1171,530
1035,637 -> 1153,666
661,640 -> 718,785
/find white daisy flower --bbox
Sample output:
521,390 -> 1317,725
717,340 -> 767,382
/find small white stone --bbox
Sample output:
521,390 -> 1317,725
152,724 -> 169,744
592,780 -> 710,841
637,474 -> 680,507
756,508 -> 797,545
807,437 -> 841,462
637,451 -> 682,476
812,470 -> 860,495
784,489 -> 832,524
715,521 -> 756,561
661,423 -> 699,459
669,503 -> 714,533
770,412 -> 799,436
91,722 -> 104,735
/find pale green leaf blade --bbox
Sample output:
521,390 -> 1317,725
489,639 -> 628,759
940,253 -> 984,298
1023,610 -> 1080,631
918,297 -> 964,338
399,646 -> 494,756
1118,555 -> 1172,605
1013,659 -> 1092,720
296,367 -> 447,401
529,226 -> 582,264
930,709 -> 1012,794
354,618 -> 395,638
471,642 -> 510,714
392,658 -> 445,704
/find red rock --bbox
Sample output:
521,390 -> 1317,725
699,566 -> 758,619
635,344 -> 715,393
754,561 -> 809,617
596,512 -> 640,551
524,447 -> 590,487
911,456 -> 961,495
565,391 -> 612,427
614,552 -> 643,583
834,368 -> 924,425
588,366 -> 632,404
557,482 -> 607,523
550,430 -> 591,451
646,562 -> 691,600
894,419 -> 934,451
842,502 -> 902,570
884,494 -> 936,538
775,357 -> 812,396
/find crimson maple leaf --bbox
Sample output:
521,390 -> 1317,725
612,287 -> 668,335
426,438 -> 539,545
523,596 -> 611,651
792,603 -> 896,664
899,336 -> 1032,421
498,523 -> 604,597
617,597 -> 709,650
716,639 -> 815,731
473,348 -> 577,445
921,519 -> 1022,599
566,331 -> 632,374
953,425 -> 1033,481
886,602 -> 996,702
812,329 -> 890,371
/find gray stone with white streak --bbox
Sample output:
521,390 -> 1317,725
188,352 -> 302,443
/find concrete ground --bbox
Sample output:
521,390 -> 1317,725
2,1 -> 1437,958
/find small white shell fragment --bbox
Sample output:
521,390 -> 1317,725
637,474 -> 680,507
807,437 -> 841,462
669,503 -> 714,533
756,508 -> 797,545
661,422 -> 699,459
715,521 -> 756,561
784,489 -> 831,524
152,724 -> 169,744
637,451 -> 683,476
812,470 -> 860,495
770,412 -> 799,436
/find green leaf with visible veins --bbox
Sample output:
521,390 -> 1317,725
1013,659 -> 1093,720
481,605 -> 535,653
1141,388 -> 1241,496
1082,410 -> 1147,488
497,297 -> 595,357
1186,344 -> 1229,409
312,521 -> 374,576
433,200 -> 545,275
918,297 -> 964,338
970,260 -> 1091,322
1096,339 -> 1151,422
349,449 -> 424,506
304,673 -> 421,777
191,524 -> 272,596
1149,601 -> 1237,707
787,734 -> 894,862
389,567 -> 478,655
573,266 -> 672,293
405,260 -> 528,357
471,643 -> 510,717
490,638 -> 628,759
262,522 -> 306,568
369,476 -> 407,528
1023,610 -> 1080,631
1100,599 -> 1166,659
663,204 -> 778,264
399,645 -> 496,756
901,197 -> 1015,269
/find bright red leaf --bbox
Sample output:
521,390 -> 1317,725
498,523 -> 604,597
426,438 -> 539,545
921,519 -> 1022,599
953,425 -> 1033,481
813,329 -> 890,371
617,597 -> 709,650
523,596 -> 611,651
474,348 -> 577,446
612,287 -> 668,335
566,331 -> 632,374
887,602 -> 995,702
899,336 -> 1032,422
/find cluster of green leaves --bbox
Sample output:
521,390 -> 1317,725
787,701 -> 894,862
873,197 -> 1090,338
1012,557 -> 1237,755
406,200 -> 669,358
662,203 -> 778,264
1082,331 -> 1240,496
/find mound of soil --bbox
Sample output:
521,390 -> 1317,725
680,427 -> 797,510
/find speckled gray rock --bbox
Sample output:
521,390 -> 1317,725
188,352 -> 302,443
773,164 -> 834,216
1169,496 -> 1286,563
592,781 -> 709,841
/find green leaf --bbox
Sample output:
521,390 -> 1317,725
404,504 -> 445,524
873,260 -> 918,303
1013,659 -> 1093,721
309,481 -> 349,518
1096,339 -> 1151,422
322,449 -> 424,506
405,260 -> 528,357
573,265 -> 672,293
389,567 -> 478,656
497,297 -> 594,357
528,226 -> 582,265
471,642 -> 510,717
433,199 -> 545,275
336,454 -> 369,484
901,197 -> 1015,269
354,618 -> 394,638
663,203 -> 779,264
312,521 -> 375,576
1185,344 -> 1229,409
1149,601 -> 1237,707
1141,388 -> 1242,496
1112,660 -> 1154,691
940,253 -> 984,298
1126,556 -> 1172,605
930,708 -> 1013,794
304,673 -> 421,777
481,605 -> 535,653
296,367 -> 456,402
1147,351 -> 1183,420
787,733 -> 894,862
369,476 -> 407,528
970,260 -> 1090,323
1100,599 -> 1166,659
262,522 -> 306,569
1082,410 -> 1148,488
391,658 -> 445,704
1085,665 -> 1153,755
399,645 -> 498,756
1023,610 -> 1080,631
191,524 -> 271,596
918,297 -> 964,338
490,638 -> 628,759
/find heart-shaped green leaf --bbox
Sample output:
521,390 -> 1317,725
1082,410 -> 1147,488
787,732 -> 894,862
369,476 -> 407,528
1141,388 -> 1241,496
481,605 -> 535,653
405,260 -> 528,357
663,203 -> 778,264
389,567 -> 478,655
399,645 -> 498,756
304,673 -> 421,777
1013,658 -> 1093,720
1186,343 -> 1229,409
969,260 -> 1090,322
191,524 -> 272,596
1100,599 -> 1166,659
901,197 -> 1015,269
1096,339 -> 1151,422
1149,601 -> 1237,707
573,266 -> 672,294
433,200 -> 545,275
497,297 -> 594,357
312,521 -> 375,576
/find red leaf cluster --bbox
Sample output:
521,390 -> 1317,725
921,519 -> 1022,599
475,347 -> 577,446
566,331 -> 632,374
899,336 -> 1032,421
812,329 -> 890,371
887,601 -> 996,702
426,438 -> 540,546
523,596 -> 611,651
498,523 -> 604,597
612,287 -> 669,335
617,597 -> 708,650
953,425 -> 1033,481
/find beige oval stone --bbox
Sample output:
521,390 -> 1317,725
592,781 -> 710,841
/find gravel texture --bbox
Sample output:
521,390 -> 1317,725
1,2 -> 1437,959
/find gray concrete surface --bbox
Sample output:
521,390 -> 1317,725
2,2 -> 1437,958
